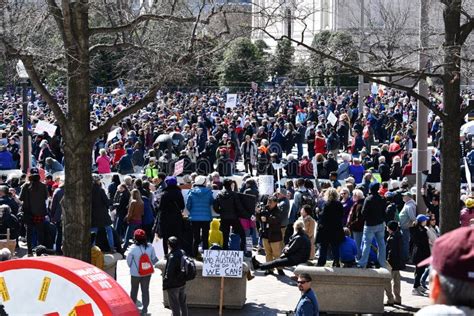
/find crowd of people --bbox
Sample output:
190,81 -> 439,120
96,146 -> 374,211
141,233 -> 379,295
0,86 -> 473,315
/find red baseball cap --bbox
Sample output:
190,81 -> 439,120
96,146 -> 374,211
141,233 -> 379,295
133,229 -> 146,241
418,227 -> 474,282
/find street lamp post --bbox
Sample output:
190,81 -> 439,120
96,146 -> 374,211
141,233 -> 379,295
16,61 -> 29,174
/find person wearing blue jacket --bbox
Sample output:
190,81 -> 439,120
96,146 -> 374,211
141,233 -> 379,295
186,175 -> 214,258
0,145 -> 14,170
339,228 -> 358,267
295,273 -> 319,316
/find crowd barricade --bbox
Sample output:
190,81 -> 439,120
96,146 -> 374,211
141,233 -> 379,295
294,264 -> 391,314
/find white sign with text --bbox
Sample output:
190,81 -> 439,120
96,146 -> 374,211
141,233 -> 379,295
202,250 -> 244,278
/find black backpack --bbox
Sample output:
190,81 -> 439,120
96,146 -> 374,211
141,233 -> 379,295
300,190 -> 316,213
180,253 -> 197,281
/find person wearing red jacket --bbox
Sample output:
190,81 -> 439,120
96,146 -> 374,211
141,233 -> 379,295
314,130 -> 327,156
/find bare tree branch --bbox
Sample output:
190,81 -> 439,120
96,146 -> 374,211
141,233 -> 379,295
89,9 -> 222,36
90,84 -> 160,139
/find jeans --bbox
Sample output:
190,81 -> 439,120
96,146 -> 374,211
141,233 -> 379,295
91,226 -> 115,251
317,240 -> 340,266
297,142 -> 303,159
414,266 -> 426,288
54,221 -> 63,253
122,223 -> 141,250
191,221 -> 210,257
114,216 -> 126,239
401,228 -> 411,263
358,223 -> 386,268
27,223 -> 45,254
421,265 -> 431,287
167,285 -> 188,316
130,275 -> 151,313
353,231 -> 363,260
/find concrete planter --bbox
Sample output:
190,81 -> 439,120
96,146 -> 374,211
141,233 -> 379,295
156,260 -> 248,309
294,265 -> 391,314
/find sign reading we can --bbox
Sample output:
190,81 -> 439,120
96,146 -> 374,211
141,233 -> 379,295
202,250 -> 243,278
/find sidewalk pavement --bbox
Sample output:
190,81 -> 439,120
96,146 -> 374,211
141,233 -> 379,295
116,254 -> 430,315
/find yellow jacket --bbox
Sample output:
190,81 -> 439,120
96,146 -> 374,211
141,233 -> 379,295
208,218 -> 223,248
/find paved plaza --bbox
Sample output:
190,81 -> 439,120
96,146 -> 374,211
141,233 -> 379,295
116,253 -> 430,315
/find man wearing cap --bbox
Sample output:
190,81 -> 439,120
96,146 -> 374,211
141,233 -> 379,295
399,192 -> 417,263
415,227 -> 474,315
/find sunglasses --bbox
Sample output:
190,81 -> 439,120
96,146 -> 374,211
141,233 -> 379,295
297,280 -> 308,284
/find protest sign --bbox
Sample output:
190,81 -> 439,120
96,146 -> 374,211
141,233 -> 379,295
202,250 -> 244,278
225,94 -> 238,108
327,111 -> 338,126
34,120 -> 57,137
107,128 -> 121,143
173,159 -> 184,176
258,175 -> 274,195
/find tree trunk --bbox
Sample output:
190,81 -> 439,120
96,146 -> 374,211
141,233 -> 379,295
440,0 -> 462,234
62,136 -> 94,262
439,118 -> 461,234
61,2 -> 93,261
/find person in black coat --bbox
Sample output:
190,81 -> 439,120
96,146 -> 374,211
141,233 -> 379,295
385,221 -> 405,305
316,188 -> 344,267
91,175 -> 115,252
113,184 -> 130,238
358,182 -> 387,268
252,220 -> 311,270
213,179 -> 246,250
412,215 -> 431,295
154,177 -> 185,255
163,237 -> 188,316
323,152 -> 338,175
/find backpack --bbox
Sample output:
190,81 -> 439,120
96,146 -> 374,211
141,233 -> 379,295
180,253 -> 197,281
138,247 -> 155,276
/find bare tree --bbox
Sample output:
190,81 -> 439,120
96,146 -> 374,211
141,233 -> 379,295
0,0 -> 235,261
254,0 -> 474,233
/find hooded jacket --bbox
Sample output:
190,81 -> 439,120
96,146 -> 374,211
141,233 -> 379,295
186,185 -> 214,222
208,218 -> 223,247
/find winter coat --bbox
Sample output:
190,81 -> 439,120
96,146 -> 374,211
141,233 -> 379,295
91,183 -> 112,227
208,218 -> 223,247
186,185 -> 214,222
163,248 -> 186,290
213,189 -> 244,220
282,230 -> 311,265
386,230 -> 405,270
349,164 -> 365,184
316,200 -> 344,244
361,191 -> 386,227
378,162 -> 390,182
412,224 -> 430,265
314,136 -> 327,155
257,206 -> 282,242
126,200 -> 144,223
158,185 -> 185,236
339,236 -> 358,262
0,150 -> 14,170
323,158 -> 338,175
19,181 -> 49,218
399,199 -> 417,229
118,154 -> 134,175
347,199 -> 365,232
114,189 -> 130,219
96,155 -> 111,174
240,141 -> 257,165
142,196 -> 155,226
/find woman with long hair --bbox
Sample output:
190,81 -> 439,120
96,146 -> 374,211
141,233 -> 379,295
123,189 -> 144,250
316,188 -> 344,267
